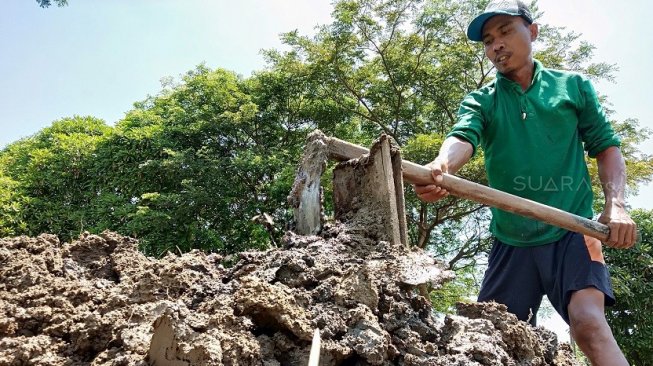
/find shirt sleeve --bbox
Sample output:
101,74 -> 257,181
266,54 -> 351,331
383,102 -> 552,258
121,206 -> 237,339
576,75 -> 621,157
446,92 -> 485,156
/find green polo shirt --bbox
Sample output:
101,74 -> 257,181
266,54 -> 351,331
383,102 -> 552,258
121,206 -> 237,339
447,59 -> 620,246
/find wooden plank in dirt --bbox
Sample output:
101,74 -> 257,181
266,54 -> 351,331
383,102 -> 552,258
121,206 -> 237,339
332,136 -> 407,247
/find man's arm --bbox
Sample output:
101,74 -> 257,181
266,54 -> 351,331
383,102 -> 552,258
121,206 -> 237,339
414,136 -> 473,202
595,146 -> 637,248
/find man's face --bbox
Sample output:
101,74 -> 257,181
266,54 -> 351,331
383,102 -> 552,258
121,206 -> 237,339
481,15 -> 537,75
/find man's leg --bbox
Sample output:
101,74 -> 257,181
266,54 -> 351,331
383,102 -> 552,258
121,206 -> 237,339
539,232 -> 628,364
478,238 -> 544,324
568,287 -> 628,366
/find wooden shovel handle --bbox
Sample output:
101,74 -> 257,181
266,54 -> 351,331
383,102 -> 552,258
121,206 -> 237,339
325,135 -> 611,242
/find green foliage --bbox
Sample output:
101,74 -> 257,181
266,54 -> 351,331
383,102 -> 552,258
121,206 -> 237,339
401,133 -> 488,265
275,0 -> 484,144
430,264 -> 478,313
586,119 -> 653,213
0,174 -> 24,237
0,116 -> 112,239
92,66 -> 312,255
36,0 -> 68,8
605,209 -> 653,365
0,66 -> 318,256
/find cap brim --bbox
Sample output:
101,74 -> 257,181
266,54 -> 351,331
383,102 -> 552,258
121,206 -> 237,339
466,11 -> 516,42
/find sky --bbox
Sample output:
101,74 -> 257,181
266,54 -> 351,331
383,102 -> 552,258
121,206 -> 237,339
1,0 -> 652,341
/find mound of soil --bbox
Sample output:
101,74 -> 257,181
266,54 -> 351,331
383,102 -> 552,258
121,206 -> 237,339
0,223 -> 579,365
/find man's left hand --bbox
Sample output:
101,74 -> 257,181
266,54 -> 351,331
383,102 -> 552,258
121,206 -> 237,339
598,203 -> 637,249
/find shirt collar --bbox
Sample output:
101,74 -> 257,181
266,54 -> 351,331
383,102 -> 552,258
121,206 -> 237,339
496,59 -> 543,91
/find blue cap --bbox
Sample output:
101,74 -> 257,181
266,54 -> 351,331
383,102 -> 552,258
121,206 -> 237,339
467,0 -> 533,42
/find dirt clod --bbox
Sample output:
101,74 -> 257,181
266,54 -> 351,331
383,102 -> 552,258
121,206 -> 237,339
0,227 -> 580,365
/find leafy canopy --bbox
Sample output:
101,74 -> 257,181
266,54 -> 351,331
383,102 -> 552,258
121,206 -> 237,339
36,0 -> 68,8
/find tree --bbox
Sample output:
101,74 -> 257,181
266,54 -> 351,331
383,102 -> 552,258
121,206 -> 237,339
605,209 -> 653,365
86,65 -> 317,256
0,172 -> 24,238
36,0 -> 68,8
0,116 -> 112,239
0,65 -> 323,256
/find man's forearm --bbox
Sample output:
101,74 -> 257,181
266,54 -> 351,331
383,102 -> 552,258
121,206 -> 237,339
595,145 -> 637,248
435,136 -> 474,174
596,146 -> 627,207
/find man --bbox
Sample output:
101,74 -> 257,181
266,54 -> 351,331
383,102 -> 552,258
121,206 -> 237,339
414,1 -> 637,365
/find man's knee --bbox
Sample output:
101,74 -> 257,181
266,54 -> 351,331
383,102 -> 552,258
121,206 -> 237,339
568,288 -> 611,346
570,308 -> 606,339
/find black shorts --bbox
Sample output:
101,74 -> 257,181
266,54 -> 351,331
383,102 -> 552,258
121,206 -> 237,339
477,231 -> 615,325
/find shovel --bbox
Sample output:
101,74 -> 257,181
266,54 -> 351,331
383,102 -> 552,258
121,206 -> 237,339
307,329 -> 321,366
321,133 -> 621,242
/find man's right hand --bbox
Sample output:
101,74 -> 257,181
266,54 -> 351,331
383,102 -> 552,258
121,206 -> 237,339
413,158 -> 449,202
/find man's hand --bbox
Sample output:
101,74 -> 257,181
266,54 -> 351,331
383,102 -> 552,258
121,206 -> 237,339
595,146 -> 636,249
413,158 -> 450,202
598,203 -> 637,248
413,136 -> 473,203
